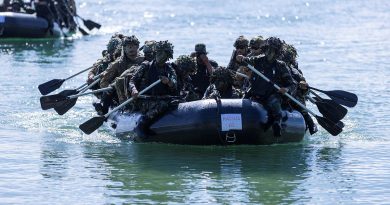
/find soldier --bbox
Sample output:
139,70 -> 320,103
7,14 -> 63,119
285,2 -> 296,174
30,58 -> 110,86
190,43 -> 218,98
203,67 -> 242,99
141,40 -> 156,62
248,35 -> 265,57
236,37 -> 296,138
129,40 -> 178,138
100,35 -> 144,88
87,33 -> 124,85
227,36 -> 250,90
172,55 -> 198,101
227,35 -> 249,71
280,43 -> 318,135
94,35 -> 144,115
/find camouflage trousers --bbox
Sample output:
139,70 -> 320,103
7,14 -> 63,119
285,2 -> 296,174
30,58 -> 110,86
133,99 -> 173,120
252,94 -> 283,125
114,68 -> 139,104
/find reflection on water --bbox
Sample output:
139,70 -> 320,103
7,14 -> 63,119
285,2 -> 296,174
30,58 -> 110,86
0,38 -> 76,59
36,137 -> 369,204
80,143 -> 311,204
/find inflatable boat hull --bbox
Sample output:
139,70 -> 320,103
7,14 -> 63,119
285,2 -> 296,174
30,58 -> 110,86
0,12 -> 64,38
108,99 -> 306,145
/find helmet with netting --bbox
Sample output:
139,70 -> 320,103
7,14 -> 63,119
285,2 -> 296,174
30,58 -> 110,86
281,43 -> 298,64
233,35 -> 249,49
249,35 -> 265,49
122,35 -> 140,46
107,35 -> 123,55
143,40 -> 156,54
175,55 -> 197,74
263,37 -> 283,54
156,40 -> 174,59
210,67 -> 234,84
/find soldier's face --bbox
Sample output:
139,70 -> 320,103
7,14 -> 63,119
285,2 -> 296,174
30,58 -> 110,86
236,48 -> 247,56
156,51 -> 168,64
124,44 -> 139,58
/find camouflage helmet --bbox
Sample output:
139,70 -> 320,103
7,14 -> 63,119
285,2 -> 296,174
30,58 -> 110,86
175,55 -> 197,73
281,43 -> 298,63
155,40 -> 174,59
106,36 -> 123,54
264,37 -> 283,54
122,35 -> 140,46
195,43 -> 207,54
233,35 -> 249,49
142,40 -> 156,54
249,36 -> 265,49
210,67 -> 234,84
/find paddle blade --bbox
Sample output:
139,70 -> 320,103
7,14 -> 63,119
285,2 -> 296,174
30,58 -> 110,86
40,94 -> 66,110
316,116 -> 343,136
54,98 -> 78,115
38,79 -> 65,95
78,27 -> 89,35
40,89 -> 77,110
336,121 -> 345,129
321,90 -> 358,108
314,97 -> 348,122
83,19 -> 101,30
79,116 -> 105,134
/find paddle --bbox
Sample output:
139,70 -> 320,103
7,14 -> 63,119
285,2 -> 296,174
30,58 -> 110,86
44,86 -> 112,112
76,15 -> 101,30
78,27 -> 89,35
307,91 -> 348,123
53,79 -> 101,115
308,86 -> 358,108
79,79 -> 161,134
38,66 -> 93,95
245,63 -> 343,136
40,74 -> 101,109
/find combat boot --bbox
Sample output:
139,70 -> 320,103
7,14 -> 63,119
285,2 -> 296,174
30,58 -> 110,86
272,122 -> 282,138
304,114 -> 318,135
92,102 -> 104,116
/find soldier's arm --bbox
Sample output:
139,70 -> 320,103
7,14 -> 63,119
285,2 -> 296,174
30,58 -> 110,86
100,60 -> 119,88
202,85 -> 213,99
166,66 -> 178,94
129,64 -> 146,94
280,64 -> 296,94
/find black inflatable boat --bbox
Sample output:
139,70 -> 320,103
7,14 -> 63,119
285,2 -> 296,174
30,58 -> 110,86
107,99 -> 306,145
0,12 -> 68,38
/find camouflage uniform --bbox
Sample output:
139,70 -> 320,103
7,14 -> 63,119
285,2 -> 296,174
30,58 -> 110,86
191,43 -> 218,98
88,34 -> 123,82
227,35 -> 249,71
227,36 -> 250,90
142,40 -> 156,62
280,43 -> 317,134
243,37 -> 295,137
248,36 -> 265,57
100,35 -> 144,88
129,41 -> 177,138
172,55 -> 199,101
95,36 -> 143,115
112,38 -> 157,103
203,67 -> 242,99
